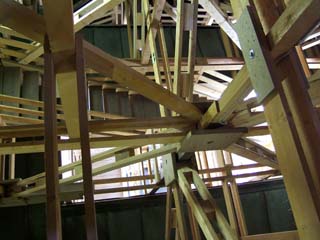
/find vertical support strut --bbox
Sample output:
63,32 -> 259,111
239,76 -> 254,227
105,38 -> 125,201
43,35 -> 62,240
75,34 -> 98,240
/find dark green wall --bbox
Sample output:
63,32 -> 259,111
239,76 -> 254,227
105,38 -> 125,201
81,26 -> 226,59
0,180 -> 296,240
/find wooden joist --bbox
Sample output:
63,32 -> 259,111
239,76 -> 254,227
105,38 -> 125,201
0,0 -> 46,43
83,40 -> 203,121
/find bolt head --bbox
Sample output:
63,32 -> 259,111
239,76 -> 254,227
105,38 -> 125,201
249,49 -> 255,59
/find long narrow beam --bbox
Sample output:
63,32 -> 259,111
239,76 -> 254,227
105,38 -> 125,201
0,0 -> 46,43
199,0 -> 240,48
200,66 -> 252,128
83,40 -> 203,120
75,35 -> 98,240
0,116 -> 194,138
43,36 -> 62,240
0,133 -> 185,155
141,0 -> 166,64
0,117 -> 193,138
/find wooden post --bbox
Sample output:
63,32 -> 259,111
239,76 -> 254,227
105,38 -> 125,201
172,182 -> 189,240
165,186 -> 173,240
43,35 -> 62,240
173,0 -> 185,97
234,1 -> 320,239
75,34 -> 98,240
186,0 -> 198,102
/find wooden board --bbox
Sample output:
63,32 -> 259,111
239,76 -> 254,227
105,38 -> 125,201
179,128 -> 246,152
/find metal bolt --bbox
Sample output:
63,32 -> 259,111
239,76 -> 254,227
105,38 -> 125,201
249,49 -> 255,59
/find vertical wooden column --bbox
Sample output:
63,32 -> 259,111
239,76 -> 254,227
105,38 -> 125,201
173,0 -> 185,96
43,35 -> 62,240
186,0 -> 198,102
75,34 -> 98,240
172,182 -> 189,240
236,1 -> 320,239
165,186 -> 173,240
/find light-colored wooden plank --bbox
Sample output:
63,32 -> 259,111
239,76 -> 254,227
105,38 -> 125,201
200,66 -> 252,128
186,1 -> 198,102
173,0 -> 185,97
0,37 -> 35,50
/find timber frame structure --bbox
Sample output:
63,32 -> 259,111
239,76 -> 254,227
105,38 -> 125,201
0,0 -> 320,239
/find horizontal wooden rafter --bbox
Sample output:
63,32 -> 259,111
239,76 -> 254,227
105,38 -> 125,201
0,132 -> 184,155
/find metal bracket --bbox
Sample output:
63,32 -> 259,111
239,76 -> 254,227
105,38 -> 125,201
235,6 -> 276,103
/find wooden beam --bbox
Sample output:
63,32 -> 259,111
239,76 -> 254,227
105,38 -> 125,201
0,116 -> 192,138
0,0 -> 46,43
20,0 -> 123,65
199,0 -> 240,48
200,66 -> 252,128
158,26 -> 173,92
56,72 -> 80,138
186,0 -> 199,102
16,144 -> 179,197
226,138 -> 278,169
43,36 -> 62,240
241,231 -> 299,240
0,132 -> 185,155
142,0 -> 166,116
75,34 -> 98,240
74,0 -> 124,32
235,3 -> 320,239
18,147 -> 129,187
141,0 -> 166,64
178,167 -> 238,240
269,0 -> 320,58
83,40 -> 203,121
173,0 -> 185,97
